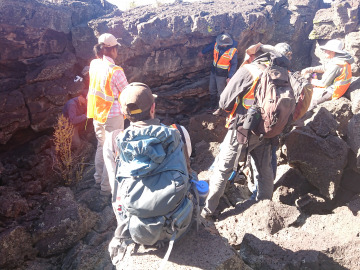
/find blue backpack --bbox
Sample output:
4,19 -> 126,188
113,124 -> 199,266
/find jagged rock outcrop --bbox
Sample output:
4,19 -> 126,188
308,0 -> 360,75
0,0 -> 114,145
285,108 -> 349,199
0,0 -> 319,146
2,1 -> 360,270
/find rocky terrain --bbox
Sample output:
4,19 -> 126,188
1,0 -> 360,269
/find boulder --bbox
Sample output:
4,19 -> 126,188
61,235 -> 114,270
310,98 -> 352,137
306,107 -> 338,137
32,187 -> 99,256
0,187 -> 30,218
309,0 -> 359,40
273,165 -> 315,206
285,127 -> 348,199
0,226 -> 37,269
0,91 -> 30,144
347,113 -> 360,168
344,77 -> 360,114
345,31 -> 360,75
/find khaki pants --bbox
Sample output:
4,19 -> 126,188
205,129 -> 274,214
93,115 -> 124,192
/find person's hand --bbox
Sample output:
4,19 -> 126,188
226,78 -> 230,84
246,43 -> 262,55
301,69 -> 308,76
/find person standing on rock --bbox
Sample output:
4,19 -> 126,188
200,33 -> 238,116
87,33 -> 129,195
201,43 -> 293,219
301,39 -> 354,110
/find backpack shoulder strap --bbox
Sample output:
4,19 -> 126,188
170,124 -> 191,174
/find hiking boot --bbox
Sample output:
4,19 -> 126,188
212,108 -> 222,116
200,207 -> 215,220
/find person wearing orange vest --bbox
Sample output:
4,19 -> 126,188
201,43 -> 293,220
301,39 -> 353,111
200,33 -> 238,115
88,33 -> 129,194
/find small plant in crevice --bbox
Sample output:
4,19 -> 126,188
53,114 -> 85,185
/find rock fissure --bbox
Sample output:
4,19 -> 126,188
1,0 -> 360,269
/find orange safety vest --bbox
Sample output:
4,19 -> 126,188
87,58 -> 123,124
213,42 -> 237,71
332,62 -> 352,100
225,64 -> 262,128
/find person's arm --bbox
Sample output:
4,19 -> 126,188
67,101 -> 86,125
301,65 -> 325,76
219,66 -> 253,111
228,50 -> 238,79
201,41 -> 216,55
112,69 -> 129,98
311,64 -> 341,88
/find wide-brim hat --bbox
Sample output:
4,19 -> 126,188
320,39 -> 346,54
216,33 -> 233,46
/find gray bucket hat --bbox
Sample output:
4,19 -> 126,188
216,33 -> 233,46
320,39 -> 346,54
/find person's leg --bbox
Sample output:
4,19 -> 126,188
101,115 -> 124,192
250,138 -> 274,200
212,75 -> 227,115
215,75 -> 227,97
249,156 -> 258,200
93,121 -> 106,185
308,88 -> 332,111
208,72 -> 218,111
71,125 -> 82,149
204,129 -> 239,214
109,197 -> 131,265
271,145 -> 278,178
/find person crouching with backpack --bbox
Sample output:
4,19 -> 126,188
201,43 -> 293,220
107,83 -> 194,266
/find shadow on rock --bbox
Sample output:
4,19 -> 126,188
241,233 -> 349,270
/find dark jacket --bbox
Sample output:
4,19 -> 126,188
202,41 -> 238,78
63,97 -> 87,125
219,52 -> 290,128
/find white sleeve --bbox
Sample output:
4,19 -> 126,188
180,126 -> 192,157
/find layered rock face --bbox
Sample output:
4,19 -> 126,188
0,0 -> 114,145
309,0 -> 360,74
2,0 -> 360,270
0,0 -> 320,146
